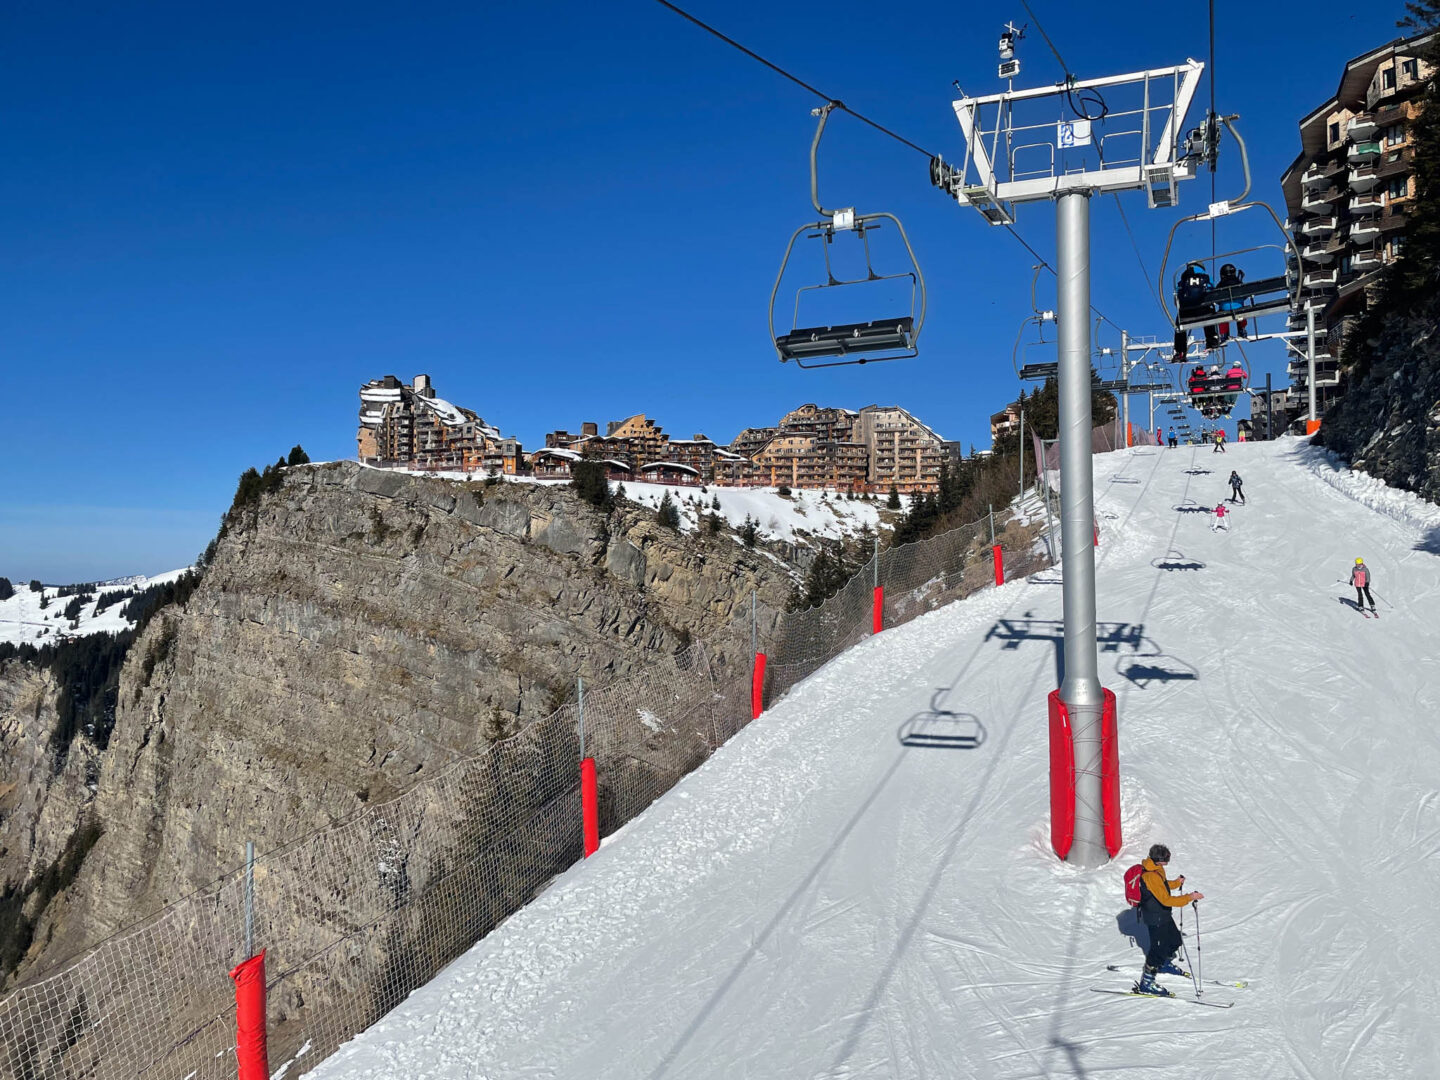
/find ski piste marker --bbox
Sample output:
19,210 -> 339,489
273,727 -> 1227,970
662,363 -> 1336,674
1106,964 -> 1247,989
1091,988 -> 1234,1008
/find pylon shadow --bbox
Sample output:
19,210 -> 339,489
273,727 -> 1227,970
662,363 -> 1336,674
898,690 -> 986,749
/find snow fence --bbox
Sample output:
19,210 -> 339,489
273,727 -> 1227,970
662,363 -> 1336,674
0,509 -> 1047,1079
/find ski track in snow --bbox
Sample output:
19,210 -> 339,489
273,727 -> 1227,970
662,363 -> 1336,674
306,436 -> 1440,1079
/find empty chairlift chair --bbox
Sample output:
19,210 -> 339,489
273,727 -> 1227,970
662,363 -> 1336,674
769,104 -> 926,368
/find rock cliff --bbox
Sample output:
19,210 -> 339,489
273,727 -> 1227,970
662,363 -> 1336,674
0,463 -> 796,988
1315,295 -> 1440,502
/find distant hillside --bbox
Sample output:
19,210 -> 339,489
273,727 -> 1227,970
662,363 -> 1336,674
0,570 -> 192,650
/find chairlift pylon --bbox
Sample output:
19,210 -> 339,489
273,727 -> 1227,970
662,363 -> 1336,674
769,104 -> 927,367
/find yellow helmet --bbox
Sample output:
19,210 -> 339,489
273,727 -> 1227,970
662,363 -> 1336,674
1356,557 -> 1364,564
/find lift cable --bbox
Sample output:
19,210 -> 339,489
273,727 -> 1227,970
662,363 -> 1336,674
650,0 -> 1126,332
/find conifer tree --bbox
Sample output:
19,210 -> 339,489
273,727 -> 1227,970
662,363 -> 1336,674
657,491 -> 681,529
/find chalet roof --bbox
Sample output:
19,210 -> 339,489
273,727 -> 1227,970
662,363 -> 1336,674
639,461 -> 700,476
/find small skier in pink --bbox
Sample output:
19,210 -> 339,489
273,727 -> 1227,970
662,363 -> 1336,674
1211,503 -> 1229,532
1351,558 -> 1376,614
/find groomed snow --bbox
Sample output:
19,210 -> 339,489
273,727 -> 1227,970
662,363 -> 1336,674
306,436 -> 1440,1079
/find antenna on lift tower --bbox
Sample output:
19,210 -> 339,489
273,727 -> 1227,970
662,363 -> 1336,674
998,21 -> 1025,86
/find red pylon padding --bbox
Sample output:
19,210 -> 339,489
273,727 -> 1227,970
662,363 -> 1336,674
1047,692 -> 1075,861
872,586 -> 884,634
750,653 -> 767,719
580,758 -> 599,857
230,951 -> 269,1080
992,544 -> 1004,586
1101,689 -> 1122,857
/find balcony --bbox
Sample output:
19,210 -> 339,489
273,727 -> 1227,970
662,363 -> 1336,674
1302,159 -> 1344,188
1348,164 -> 1379,191
1348,140 -> 1382,162
1347,113 -> 1378,141
1351,249 -> 1384,271
1378,208 -> 1407,233
1302,187 -> 1338,212
1351,219 -> 1382,242
1301,215 -> 1337,236
1349,193 -> 1385,216
1301,239 -> 1338,263
1304,268 -> 1339,290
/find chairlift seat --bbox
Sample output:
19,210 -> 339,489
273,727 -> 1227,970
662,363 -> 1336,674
1177,274 -> 1292,330
776,317 -> 914,362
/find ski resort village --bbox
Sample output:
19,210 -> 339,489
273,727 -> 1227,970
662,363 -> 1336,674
3,5 -> 1440,1080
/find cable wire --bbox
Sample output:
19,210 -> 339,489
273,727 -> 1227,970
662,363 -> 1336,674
650,0 -> 1127,331
650,0 -> 935,159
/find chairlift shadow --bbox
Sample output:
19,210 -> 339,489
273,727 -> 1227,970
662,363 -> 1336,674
898,688 -> 987,749
1117,653 -> 1199,689
1151,550 -> 1206,571
1183,468 -> 1212,476
1415,524 -> 1440,556
1109,477 -> 1142,485
1028,571 -> 1063,585
1173,502 -> 1211,514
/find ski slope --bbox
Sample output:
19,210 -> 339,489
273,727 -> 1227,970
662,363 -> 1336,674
304,437 -> 1440,1080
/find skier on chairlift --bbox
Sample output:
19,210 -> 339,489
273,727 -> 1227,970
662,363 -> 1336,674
1174,262 -> 1220,355
1215,264 -> 1248,343
1224,361 -> 1245,409
1188,365 -> 1208,399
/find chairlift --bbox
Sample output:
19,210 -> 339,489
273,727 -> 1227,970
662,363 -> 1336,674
770,104 -> 926,367
1012,266 -> 1057,380
1158,116 -> 1299,369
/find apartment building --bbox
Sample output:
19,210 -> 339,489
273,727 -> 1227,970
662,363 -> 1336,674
1280,32 -> 1434,419
851,405 -> 946,493
990,404 -> 1023,443
357,375 -> 522,473
749,432 -> 869,490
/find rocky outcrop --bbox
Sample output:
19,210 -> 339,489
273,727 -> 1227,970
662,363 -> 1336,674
0,464 -> 796,986
1315,296 -> 1440,502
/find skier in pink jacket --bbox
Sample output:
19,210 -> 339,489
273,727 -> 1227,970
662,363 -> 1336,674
1351,559 -> 1375,613
1211,503 -> 1229,532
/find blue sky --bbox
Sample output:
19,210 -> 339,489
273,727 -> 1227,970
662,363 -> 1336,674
0,0 -> 1409,583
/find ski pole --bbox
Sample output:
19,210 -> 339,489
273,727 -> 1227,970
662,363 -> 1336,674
1193,900 -> 1204,998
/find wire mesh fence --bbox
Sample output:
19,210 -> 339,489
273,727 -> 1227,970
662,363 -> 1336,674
0,507 -> 1043,1080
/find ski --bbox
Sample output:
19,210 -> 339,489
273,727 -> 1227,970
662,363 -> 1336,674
1106,964 -> 1246,989
1091,988 -> 1234,1008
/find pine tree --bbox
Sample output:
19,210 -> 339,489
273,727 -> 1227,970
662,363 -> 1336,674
571,461 -> 614,509
657,491 -> 681,529
706,511 -> 722,535
740,514 -> 759,547
886,485 -> 901,510
287,444 -> 311,466
0,577 -> 13,602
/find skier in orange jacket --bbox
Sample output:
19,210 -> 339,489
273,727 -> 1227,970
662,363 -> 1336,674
1134,843 -> 1205,996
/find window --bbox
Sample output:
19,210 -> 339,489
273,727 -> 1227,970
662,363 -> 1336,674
1329,121 -> 1340,143
1340,255 -> 1353,275
1392,235 -> 1407,255
1384,124 -> 1405,147
1386,176 -> 1408,200
1402,59 -> 1418,81
1382,66 -> 1397,90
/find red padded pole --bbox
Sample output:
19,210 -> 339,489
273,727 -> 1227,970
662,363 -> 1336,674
1047,692 -> 1075,861
230,951 -> 269,1080
750,653 -> 766,719
872,586 -> 884,634
580,757 -> 599,857
1100,689 -> 1122,857
991,544 -> 1004,586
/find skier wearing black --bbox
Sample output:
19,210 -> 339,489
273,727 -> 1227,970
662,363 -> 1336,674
1135,843 -> 1204,996
1228,471 -> 1244,504
1351,559 -> 1376,614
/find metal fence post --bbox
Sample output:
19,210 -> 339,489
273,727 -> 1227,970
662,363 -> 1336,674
1018,411 -> 1026,500
988,505 -> 995,545
244,841 -> 255,959
577,676 -> 585,760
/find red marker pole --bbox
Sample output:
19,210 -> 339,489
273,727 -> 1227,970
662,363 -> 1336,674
230,952 -> 269,1080
992,544 -> 1004,586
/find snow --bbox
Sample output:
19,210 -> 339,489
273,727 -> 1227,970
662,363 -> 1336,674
355,461 -> 905,547
414,394 -> 469,427
307,435 -> 1440,1078
0,568 -> 191,648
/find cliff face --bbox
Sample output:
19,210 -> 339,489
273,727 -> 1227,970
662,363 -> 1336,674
0,463 -> 794,986
1316,298 -> 1440,502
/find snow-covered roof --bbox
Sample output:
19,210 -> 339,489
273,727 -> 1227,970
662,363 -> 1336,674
415,394 -> 471,427
533,448 -> 583,461
639,462 -> 700,476
360,387 -> 403,402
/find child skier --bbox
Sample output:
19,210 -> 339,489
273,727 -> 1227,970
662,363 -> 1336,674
1212,429 -> 1227,453
1351,558 -> 1376,614
1228,471 -> 1244,504
1211,503 -> 1229,531
1135,843 -> 1204,996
